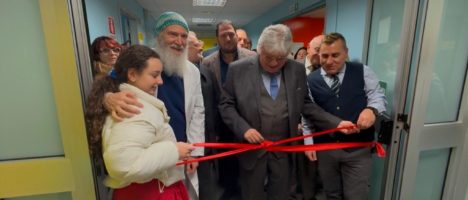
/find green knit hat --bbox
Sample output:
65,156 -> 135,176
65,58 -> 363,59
154,11 -> 189,36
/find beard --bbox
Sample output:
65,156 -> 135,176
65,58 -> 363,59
220,43 -> 237,54
155,38 -> 188,77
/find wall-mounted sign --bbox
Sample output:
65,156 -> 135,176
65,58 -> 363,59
138,32 -> 144,44
108,16 -> 115,35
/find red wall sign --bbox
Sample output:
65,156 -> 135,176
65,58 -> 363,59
108,16 -> 115,35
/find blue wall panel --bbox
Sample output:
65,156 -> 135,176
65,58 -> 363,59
326,0 -> 368,62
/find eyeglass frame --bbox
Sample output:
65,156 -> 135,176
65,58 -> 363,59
99,47 -> 121,55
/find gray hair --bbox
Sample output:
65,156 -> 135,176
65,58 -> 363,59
188,31 -> 198,43
257,24 -> 292,56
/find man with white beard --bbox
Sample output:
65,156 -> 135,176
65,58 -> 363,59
103,11 -> 205,199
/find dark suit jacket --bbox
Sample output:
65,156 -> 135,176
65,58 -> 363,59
200,66 -> 221,155
219,55 -> 342,169
202,47 -> 256,89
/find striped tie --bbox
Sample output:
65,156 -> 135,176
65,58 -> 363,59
331,75 -> 340,95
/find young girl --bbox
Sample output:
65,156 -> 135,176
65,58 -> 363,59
86,45 -> 193,200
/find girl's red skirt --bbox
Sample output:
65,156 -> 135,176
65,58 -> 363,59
113,179 -> 188,200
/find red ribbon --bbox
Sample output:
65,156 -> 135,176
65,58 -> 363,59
177,126 -> 386,165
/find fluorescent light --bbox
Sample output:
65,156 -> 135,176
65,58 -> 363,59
193,0 -> 227,7
192,18 -> 215,23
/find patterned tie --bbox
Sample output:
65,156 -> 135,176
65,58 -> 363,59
331,75 -> 340,95
270,75 -> 279,100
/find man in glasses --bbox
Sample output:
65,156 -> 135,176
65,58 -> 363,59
219,24 -> 357,200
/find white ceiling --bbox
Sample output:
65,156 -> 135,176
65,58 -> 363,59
136,0 -> 284,38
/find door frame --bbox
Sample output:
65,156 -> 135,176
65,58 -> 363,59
381,0 -> 468,199
0,0 -> 95,199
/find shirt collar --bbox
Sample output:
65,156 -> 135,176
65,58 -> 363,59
218,48 -> 239,64
320,63 -> 347,77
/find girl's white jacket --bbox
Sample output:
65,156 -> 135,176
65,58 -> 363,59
102,83 -> 183,189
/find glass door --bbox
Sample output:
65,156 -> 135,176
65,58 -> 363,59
367,0 -> 468,199
0,0 -> 95,199
388,0 -> 468,199
365,0 -> 406,198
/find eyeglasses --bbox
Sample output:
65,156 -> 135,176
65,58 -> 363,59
100,48 -> 121,54
263,54 -> 288,63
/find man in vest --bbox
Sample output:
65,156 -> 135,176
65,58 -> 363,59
219,25 -> 358,200
307,32 -> 386,200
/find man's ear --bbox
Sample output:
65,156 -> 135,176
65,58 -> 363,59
127,68 -> 137,83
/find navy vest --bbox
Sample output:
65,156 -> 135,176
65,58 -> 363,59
307,62 -> 374,143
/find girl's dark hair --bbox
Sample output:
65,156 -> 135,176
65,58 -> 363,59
294,47 -> 307,59
85,45 -> 160,157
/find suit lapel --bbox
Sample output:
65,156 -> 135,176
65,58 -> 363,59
212,52 -> 222,87
250,56 -> 262,126
238,47 -> 245,58
183,61 -> 191,117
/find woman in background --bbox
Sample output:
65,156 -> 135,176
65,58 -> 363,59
294,47 -> 307,63
85,45 -> 193,200
90,36 -> 121,79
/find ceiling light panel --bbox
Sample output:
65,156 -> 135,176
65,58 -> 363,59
193,0 -> 227,7
192,18 -> 215,23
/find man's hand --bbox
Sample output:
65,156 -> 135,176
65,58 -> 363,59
104,91 -> 143,121
304,151 -> 317,161
186,160 -> 199,175
243,129 -> 264,143
357,108 -> 376,130
337,121 -> 359,135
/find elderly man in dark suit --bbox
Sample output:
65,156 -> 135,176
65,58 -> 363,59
219,24 -> 358,200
